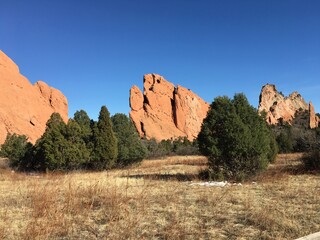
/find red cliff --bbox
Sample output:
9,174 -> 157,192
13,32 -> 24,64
129,74 -> 209,141
258,84 -> 319,128
0,50 -> 68,144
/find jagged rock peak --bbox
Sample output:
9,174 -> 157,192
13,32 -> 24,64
129,73 -> 209,141
309,102 -> 319,129
258,83 -> 318,128
0,50 -> 68,144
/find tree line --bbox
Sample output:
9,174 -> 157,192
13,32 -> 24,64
1,93 -> 319,180
0,106 -> 200,171
0,106 -> 147,171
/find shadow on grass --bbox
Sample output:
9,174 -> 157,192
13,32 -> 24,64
121,173 -> 199,181
272,163 -> 306,175
255,162 -> 319,182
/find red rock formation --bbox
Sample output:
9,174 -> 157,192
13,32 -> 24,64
309,102 -> 319,129
34,81 -> 68,121
174,85 -> 209,139
129,74 -> 209,141
0,50 -> 68,144
258,84 -> 319,128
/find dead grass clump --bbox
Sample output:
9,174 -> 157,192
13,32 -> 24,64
255,153 -> 305,183
140,155 -> 207,168
0,158 -> 9,169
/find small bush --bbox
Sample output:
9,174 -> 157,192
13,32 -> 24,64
143,137 -> 200,159
294,137 -> 312,152
0,133 -> 32,169
173,137 -> 200,156
302,149 -> 320,171
276,132 -> 293,153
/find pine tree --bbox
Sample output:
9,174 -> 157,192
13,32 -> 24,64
111,113 -> 147,167
91,106 -> 118,170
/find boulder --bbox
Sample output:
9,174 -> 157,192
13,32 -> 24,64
0,50 -> 68,144
129,74 -> 209,141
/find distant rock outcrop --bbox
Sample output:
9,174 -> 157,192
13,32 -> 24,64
0,50 -> 68,144
258,84 -> 319,128
309,102 -> 319,129
129,74 -> 209,141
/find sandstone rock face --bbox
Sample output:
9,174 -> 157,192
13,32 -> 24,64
0,50 -> 68,144
258,84 -> 318,128
309,102 -> 319,129
34,81 -> 68,119
129,74 -> 209,141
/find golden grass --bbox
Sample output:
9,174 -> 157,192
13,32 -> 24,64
0,154 -> 319,239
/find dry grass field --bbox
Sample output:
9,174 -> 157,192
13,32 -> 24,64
0,154 -> 319,239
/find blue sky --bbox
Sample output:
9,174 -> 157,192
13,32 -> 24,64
1,0 -> 319,119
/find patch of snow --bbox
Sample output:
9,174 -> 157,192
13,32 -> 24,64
233,183 -> 242,186
189,181 -> 244,187
190,181 -> 229,187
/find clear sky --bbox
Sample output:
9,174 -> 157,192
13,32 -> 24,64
1,0 -> 319,119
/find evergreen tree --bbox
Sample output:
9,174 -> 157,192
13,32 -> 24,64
0,133 -> 33,169
64,119 -> 90,169
111,113 -> 147,167
33,113 -> 69,171
233,93 -> 277,163
91,106 -> 118,170
197,94 -> 277,181
73,110 -> 92,144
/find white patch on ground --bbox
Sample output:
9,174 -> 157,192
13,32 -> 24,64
189,181 -> 243,187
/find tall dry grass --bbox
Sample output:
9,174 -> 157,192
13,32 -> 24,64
0,154 -> 319,239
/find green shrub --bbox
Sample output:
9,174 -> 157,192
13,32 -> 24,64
143,138 -> 172,159
64,119 -> 90,169
172,137 -> 200,155
73,109 -> 93,147
142,137 -> 200,159
197,94 -> 277,181
302,149 -> 320,171
33,113 -> 69,171
294,137 -> 312,152
276,132 -> 293,153
302,141 -> 320,171
0,133 -> 32,169
111,113 -> 147,167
